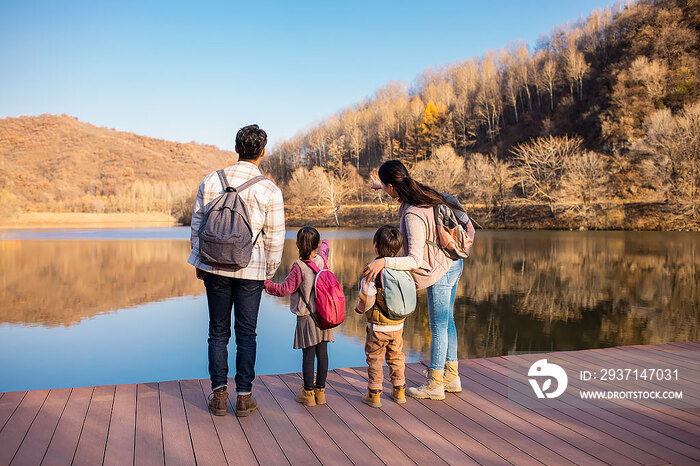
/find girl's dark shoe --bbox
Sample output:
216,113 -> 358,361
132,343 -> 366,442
235,394 -> 258,417
208,388 -> 228,416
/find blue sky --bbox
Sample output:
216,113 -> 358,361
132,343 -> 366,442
0,0 -> 616,150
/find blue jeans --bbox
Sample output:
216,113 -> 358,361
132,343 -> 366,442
203,272 -> 264,394
426,259 -> 463,370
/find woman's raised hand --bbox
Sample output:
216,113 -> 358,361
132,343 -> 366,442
369,175 -> 382,190
362,257 -> 386,282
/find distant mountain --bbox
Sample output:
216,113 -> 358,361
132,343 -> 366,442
0,114 -> 236,216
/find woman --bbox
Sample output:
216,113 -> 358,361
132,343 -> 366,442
364,160 -> 463,400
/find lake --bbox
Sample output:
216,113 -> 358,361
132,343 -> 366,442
0,227 -> 697,393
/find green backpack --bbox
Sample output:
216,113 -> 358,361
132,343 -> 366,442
378,268 -> 417,320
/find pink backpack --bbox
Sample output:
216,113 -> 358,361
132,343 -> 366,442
304,258 -> 346,330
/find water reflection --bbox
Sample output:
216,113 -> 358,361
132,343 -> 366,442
0,230 -> 697,374
272,230 -> 699,359
0,239 -> 201,326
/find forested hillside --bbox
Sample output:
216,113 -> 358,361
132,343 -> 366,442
0,114 -> 235,222
262,0 -> 699,230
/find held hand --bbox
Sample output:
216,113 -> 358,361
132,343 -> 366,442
362,258 -> 385,283
195,268 -> 206,280
369,175 -> 382,190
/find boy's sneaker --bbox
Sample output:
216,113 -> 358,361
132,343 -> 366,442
296,388 -> 316,407
391,385 -> 406,404
407,369 -> 445,400
362,389 -> 382,408
443,361 -> 462,393
314,387 -> 326,405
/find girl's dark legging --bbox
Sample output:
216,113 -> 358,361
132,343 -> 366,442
302,341 -> 328,390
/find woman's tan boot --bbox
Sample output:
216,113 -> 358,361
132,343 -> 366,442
443,361 -> 462,393
314,387 -> 326,405
296,388 -> 316,406
407,369 -> 445,400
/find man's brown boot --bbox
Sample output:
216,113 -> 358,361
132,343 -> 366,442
235,394 -> 258,417
208,388 -> 228,416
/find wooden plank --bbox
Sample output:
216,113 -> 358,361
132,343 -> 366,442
9,389 -> 69,466
462,357 -> 677,465
0,390 -> 47,464
664,341 -> 700,351
286,372 -> 412,466
220,381 -> 288,465
575,347 -> 700,427
251,377 -> 321,465
179,379 -> 227,466
279,373 -> 383,466
339,367 -> 483,465
0,391 -> 26,432
401,365 -> 553,466
326,370 -> 448,465
103,383 -> 136,466
197,380 -> 258,465
72,385 -> 115,466
434,361 -> 608,466
42,386 -> 93,466
509,353 -> 700,464
554,350 -> 700,441
471,356 -> 700,464
134,383 -> 164,466
474,357 -> 670,465
159,381 -> 195,466
618,343 -> 700,366
260,374 -> 352,465
489,355 -> 693,465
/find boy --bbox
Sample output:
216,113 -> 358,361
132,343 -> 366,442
355,225 -> 407,407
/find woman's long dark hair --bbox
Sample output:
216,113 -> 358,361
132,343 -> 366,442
378,160 -> 461,210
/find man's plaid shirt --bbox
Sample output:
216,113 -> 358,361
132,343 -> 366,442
188,161 -> 286,280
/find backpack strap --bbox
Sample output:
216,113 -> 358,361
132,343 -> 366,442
216,169 -> 233,192
304,256 -> 326,274
235,175 -> 267,193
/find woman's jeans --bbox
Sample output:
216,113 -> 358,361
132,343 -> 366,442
426,259 -> 463,371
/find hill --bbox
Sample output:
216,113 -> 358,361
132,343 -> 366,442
0,114 -> 235,221
263,0 -> 700,230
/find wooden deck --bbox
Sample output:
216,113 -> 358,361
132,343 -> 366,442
1,341 -> 698,465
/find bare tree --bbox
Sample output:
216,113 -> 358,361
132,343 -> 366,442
630,56 -> 668,105
512,135 -> 583,216
476,51 -> 503,142
635,102 -> 700,218
541,55 -> 558,112
560,151 -> 610,223
412,145 -> 466,195
464,152 -> 515,215
564,32 -> 590,101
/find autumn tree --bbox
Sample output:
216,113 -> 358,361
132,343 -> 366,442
635,102 -> 700,218
512,135 -> 582,216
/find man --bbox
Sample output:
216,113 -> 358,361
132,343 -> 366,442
188,124 -> 285,417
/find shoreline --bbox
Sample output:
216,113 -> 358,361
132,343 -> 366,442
0,212 -> 178,230
2,207 -> 698,232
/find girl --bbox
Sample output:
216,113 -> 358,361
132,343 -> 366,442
264,226 -> 334,406
364,160 -> 465,400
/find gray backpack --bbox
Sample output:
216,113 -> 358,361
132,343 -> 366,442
377,268 -> 417,320
198,170 -> 266,270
